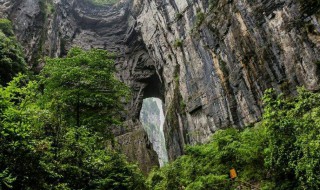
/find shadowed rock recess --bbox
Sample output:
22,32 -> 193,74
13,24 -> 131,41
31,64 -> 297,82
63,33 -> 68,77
1,0 -> 320,172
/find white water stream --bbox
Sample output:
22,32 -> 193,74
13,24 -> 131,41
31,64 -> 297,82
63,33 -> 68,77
140,98 -> 169,167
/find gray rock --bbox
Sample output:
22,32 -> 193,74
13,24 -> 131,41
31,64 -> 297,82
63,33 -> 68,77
1,0 -> 320,171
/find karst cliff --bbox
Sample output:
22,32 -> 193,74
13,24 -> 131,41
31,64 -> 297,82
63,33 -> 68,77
1,0 -> 319,173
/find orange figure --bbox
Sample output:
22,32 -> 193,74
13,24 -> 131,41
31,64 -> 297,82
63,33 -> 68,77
230,168 -> 237,179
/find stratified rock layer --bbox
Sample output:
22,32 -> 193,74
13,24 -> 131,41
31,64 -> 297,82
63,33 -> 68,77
135,0 -> 320,160
1,0 -> 319,170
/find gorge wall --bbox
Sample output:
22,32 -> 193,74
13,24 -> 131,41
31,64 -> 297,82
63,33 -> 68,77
1,0 -> 320,172
136,0 -> 320,160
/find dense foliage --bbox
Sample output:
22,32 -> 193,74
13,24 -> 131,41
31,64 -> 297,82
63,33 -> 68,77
0,48 -> 146,189
263,88 -> 320,189
41,47 -> 129,139
0,19 -> 26,86
148,88 -> 320,190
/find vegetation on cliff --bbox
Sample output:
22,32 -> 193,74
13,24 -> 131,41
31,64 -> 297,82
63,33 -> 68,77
148,88 -> 320,190
0,19 -> 26,86
0,48 -> 146,189
1,2 -> 320,187
1,44 -> 319,189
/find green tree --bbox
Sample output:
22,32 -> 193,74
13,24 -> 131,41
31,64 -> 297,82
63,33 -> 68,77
0,48 -> 146,189
0,19 -> 26,86
40,47 -> 129,138
0,74 -> 48,189
263,88 -> 320,189
147,126 -> 268,190
37,47 -> 143,188
0,19 -> 14,36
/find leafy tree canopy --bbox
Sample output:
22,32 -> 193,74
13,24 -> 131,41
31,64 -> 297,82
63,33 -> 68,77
0,19 -> 26,86
0,48 -> 145,190
40,47 -> 129,138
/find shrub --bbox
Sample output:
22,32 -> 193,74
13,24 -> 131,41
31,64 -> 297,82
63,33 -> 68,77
0,30 -> 26,86
148,87 -> 320,190
176,13 -> 183,20
173,39 -> 183,48
0,19 -> 14,36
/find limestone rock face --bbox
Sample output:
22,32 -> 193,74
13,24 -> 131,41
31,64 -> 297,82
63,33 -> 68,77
134,0 -> 320,160
1,0 -> 320,170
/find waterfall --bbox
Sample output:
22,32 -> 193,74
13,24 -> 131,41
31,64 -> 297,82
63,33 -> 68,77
140,98 -> 169,167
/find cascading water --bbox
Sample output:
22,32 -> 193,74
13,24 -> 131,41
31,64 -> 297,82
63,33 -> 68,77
140,98 -> 168,167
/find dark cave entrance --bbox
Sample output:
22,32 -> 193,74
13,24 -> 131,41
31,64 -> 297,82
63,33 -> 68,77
139,72 -> 168,166
142,72 -> 164,101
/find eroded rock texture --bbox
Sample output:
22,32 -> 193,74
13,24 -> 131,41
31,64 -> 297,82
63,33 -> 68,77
1,0 -> 320,170
135,0 -> 320,160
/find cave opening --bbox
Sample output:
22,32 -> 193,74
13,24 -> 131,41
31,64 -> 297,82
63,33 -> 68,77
140,98 -> 168,167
